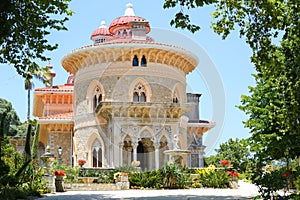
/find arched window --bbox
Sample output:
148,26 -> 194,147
132,55 -> 139,66
141,55 -> 147,67
172,90 -> 180,103
133,92 -> 139,102
93,87 -> 103,110
140,92 -> 146,102
92,140 -> 102,168
133,83 -> 147,102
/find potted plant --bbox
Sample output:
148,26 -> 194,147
227,170 -> 239,189
54,169 -> 66,192
78,159 -> 86,167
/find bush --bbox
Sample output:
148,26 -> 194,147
129,170 -> 161,189
196,165 -> 230,188
159,162 -> 191,189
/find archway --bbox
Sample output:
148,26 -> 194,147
122,135 -> 133,166
137,138 -> 154,170
159,136 -> 169,168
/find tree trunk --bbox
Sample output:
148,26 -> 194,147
27,88 -> 30,123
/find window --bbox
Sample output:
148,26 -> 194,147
93,87 -> 102,110
141,55 -> 147,67
132,55 -> 139,66
140,92 -> 146,102
172,90 -> 179,103
92,140 -> 102,168
133,92 -> 139,102
133,83 -> 147,102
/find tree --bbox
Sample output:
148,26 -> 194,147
164,0 -> 300,163
0,98 -> 21,136
164,1 -> 300,197
0,0 -> 72,78
24,66 -> 50,123
205,138 -> 252,173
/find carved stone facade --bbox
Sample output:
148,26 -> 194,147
32,4 -> 215,169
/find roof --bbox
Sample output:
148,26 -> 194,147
108,3 -> 150,34
188,120 -> 216,128
35,84 -> 74,93
91,21 -> 111,39
109,16 -> 150,33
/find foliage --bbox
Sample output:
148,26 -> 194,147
63,166 -> 80,183
253,167 -> 288,199
0,122 -> 47,199
0,98 -> 22,137
77,168 -> 115,183
205,138 -> 252,175
159,162 -> 191,189
114,165 -> 138,173
0,0 -> 73,78
163,0 -> 300,173
24,66 -> 51,123
196,165 -> 230,188
129,170 -> 162,189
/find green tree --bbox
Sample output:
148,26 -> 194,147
206,138 -> 252,173
164,1 -> 300,197
0,0 -> 72,78
0,98 -> 20,136
164,0 -> 300,162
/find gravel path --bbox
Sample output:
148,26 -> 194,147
39,181 -> 259,200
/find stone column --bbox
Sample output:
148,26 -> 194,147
154,143 -> 160,170
132,142 -> 138,162
119,143 -> 123,166
199,149 -> 205,168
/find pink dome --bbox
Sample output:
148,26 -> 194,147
109,16 -> 150,34
91,21 -> 111,39
108,3 -> 150,34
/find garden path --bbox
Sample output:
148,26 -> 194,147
39,181 -> 259,199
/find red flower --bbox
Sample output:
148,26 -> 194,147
226,171 -> 239,177
78,159 -> 86,165
54,169 -> 66,176
284,170 -> 292,177
220,160 -> 230,166
232,171 -> 239,177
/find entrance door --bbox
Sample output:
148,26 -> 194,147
137,141 -> 145,170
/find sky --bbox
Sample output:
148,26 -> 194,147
0,1 -> 256,155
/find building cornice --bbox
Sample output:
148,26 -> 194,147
62,42 -> 198,75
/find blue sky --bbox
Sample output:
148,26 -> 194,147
0,1 -> 255,155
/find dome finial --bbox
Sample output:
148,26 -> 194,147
100,20 -> 106,27
124,3 -> 135,16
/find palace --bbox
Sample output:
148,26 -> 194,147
33,3 -> 215,170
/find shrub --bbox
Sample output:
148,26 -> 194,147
159,162 -> 191,189
196,165 -> 230,188
129,170 -> 161,189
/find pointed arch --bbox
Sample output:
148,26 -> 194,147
172,83 -> 185,103
141,55 -> 147,67
132,55 -> 139,66
121,133 -> 134,143
86,80 -> 105,112
158,132 -> 171,144
87,132 -> 105,168
129,78 -> 152,102
138,126 -> 154,140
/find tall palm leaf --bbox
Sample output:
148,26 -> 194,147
24,65 -> 51,123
